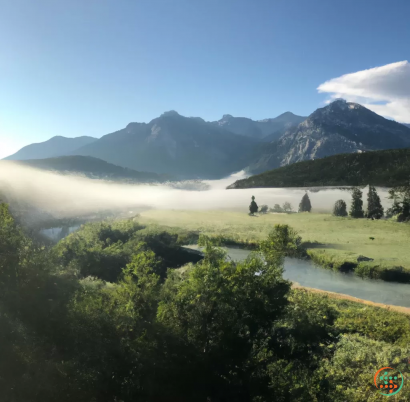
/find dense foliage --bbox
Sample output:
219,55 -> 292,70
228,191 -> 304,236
228,148 -> 410,189
1,204 -> 410,401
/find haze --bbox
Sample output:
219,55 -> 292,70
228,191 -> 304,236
0,162 -> 392,219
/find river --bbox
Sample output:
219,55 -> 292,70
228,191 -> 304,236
184,246 -> 410,308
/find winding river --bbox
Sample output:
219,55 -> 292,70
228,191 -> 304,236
185,246 -> 410,308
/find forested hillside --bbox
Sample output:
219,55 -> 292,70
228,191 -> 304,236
11,155 -> 169,182
1,204 -> 410,401
229,148 -> 410,188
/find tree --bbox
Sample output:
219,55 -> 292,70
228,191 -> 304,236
282,202 -> 293,213
157,240 -> 291,401
271,204 -> 283,213
259,204 -> 269,214
349,188 -> 364,218
298,193 -> 312,212
260,224 -> 304,259
387,185 -> 410,222
366,186 -> 384,219
249,195 -> 258,215
333,200 -> 347,217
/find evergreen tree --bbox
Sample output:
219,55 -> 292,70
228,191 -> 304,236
249,195 -> 258,215
366,186 -> 384,219
349,188 -> 364,218
333,200 -> 347,217
298,193 -> 312,212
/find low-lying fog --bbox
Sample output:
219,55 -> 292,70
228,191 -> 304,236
0,162 -> 393,219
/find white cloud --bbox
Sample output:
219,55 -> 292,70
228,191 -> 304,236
317,61 -> 410,124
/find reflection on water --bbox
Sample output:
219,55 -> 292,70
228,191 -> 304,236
185,246 -> 410,308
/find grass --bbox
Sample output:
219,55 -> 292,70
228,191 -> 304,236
139,210 -> 410,275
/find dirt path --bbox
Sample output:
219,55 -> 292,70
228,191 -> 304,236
292,284 -> 410,315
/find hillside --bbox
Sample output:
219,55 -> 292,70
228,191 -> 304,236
247,100 -> 410,174
228,148 -> 410,188
4,136 -> 97,160
70,111 -> 258,179
11,156 -> 169,182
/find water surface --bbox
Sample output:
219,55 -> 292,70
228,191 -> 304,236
185,246 -> 410,308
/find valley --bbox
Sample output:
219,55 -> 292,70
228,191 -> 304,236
2,3 -> 410,400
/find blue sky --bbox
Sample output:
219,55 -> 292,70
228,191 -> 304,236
1,0 -> 409,157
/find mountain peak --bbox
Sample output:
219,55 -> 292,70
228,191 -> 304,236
161,110 -> 180,118
328,98 -> 348,109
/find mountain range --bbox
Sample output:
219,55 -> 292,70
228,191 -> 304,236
4,101 -> 410,179
247,99 -> 410,174
5,136 -> 97,160
7,156 -> 169,182
211,111 -> 306,141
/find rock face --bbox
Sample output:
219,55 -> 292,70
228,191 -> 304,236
247,99 -> 410,174
212,112 -> 306,141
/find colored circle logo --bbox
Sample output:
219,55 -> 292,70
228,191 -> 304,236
374,367 -> 404,396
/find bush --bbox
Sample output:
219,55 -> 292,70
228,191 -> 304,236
333,199 -> 347,217
282,201 -> 293,212
260,224 -> 304,259
270,204 -> 283,213
260,204 -> 269,214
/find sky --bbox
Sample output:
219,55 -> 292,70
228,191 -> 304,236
1,0 -> 409,158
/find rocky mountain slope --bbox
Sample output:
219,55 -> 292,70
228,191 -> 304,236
212,111 -> 306,141
4,136 -> 97,160
247,99 -> 410,174
70,111 -> 257,179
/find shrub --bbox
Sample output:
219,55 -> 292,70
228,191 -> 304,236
260,204 -> 269,214
270,204 -> 283,213
282,201 -> 293,212
333,200 -> 347,217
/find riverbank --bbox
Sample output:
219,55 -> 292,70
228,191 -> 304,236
292,284 -> 410,315
140,209 -> 410,283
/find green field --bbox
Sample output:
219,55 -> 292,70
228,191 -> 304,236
140,210 -> 410,271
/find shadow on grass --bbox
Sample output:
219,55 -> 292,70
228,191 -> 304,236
302,241 -> 346,250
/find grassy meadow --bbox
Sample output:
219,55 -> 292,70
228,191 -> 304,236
139,210 -> 410,272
